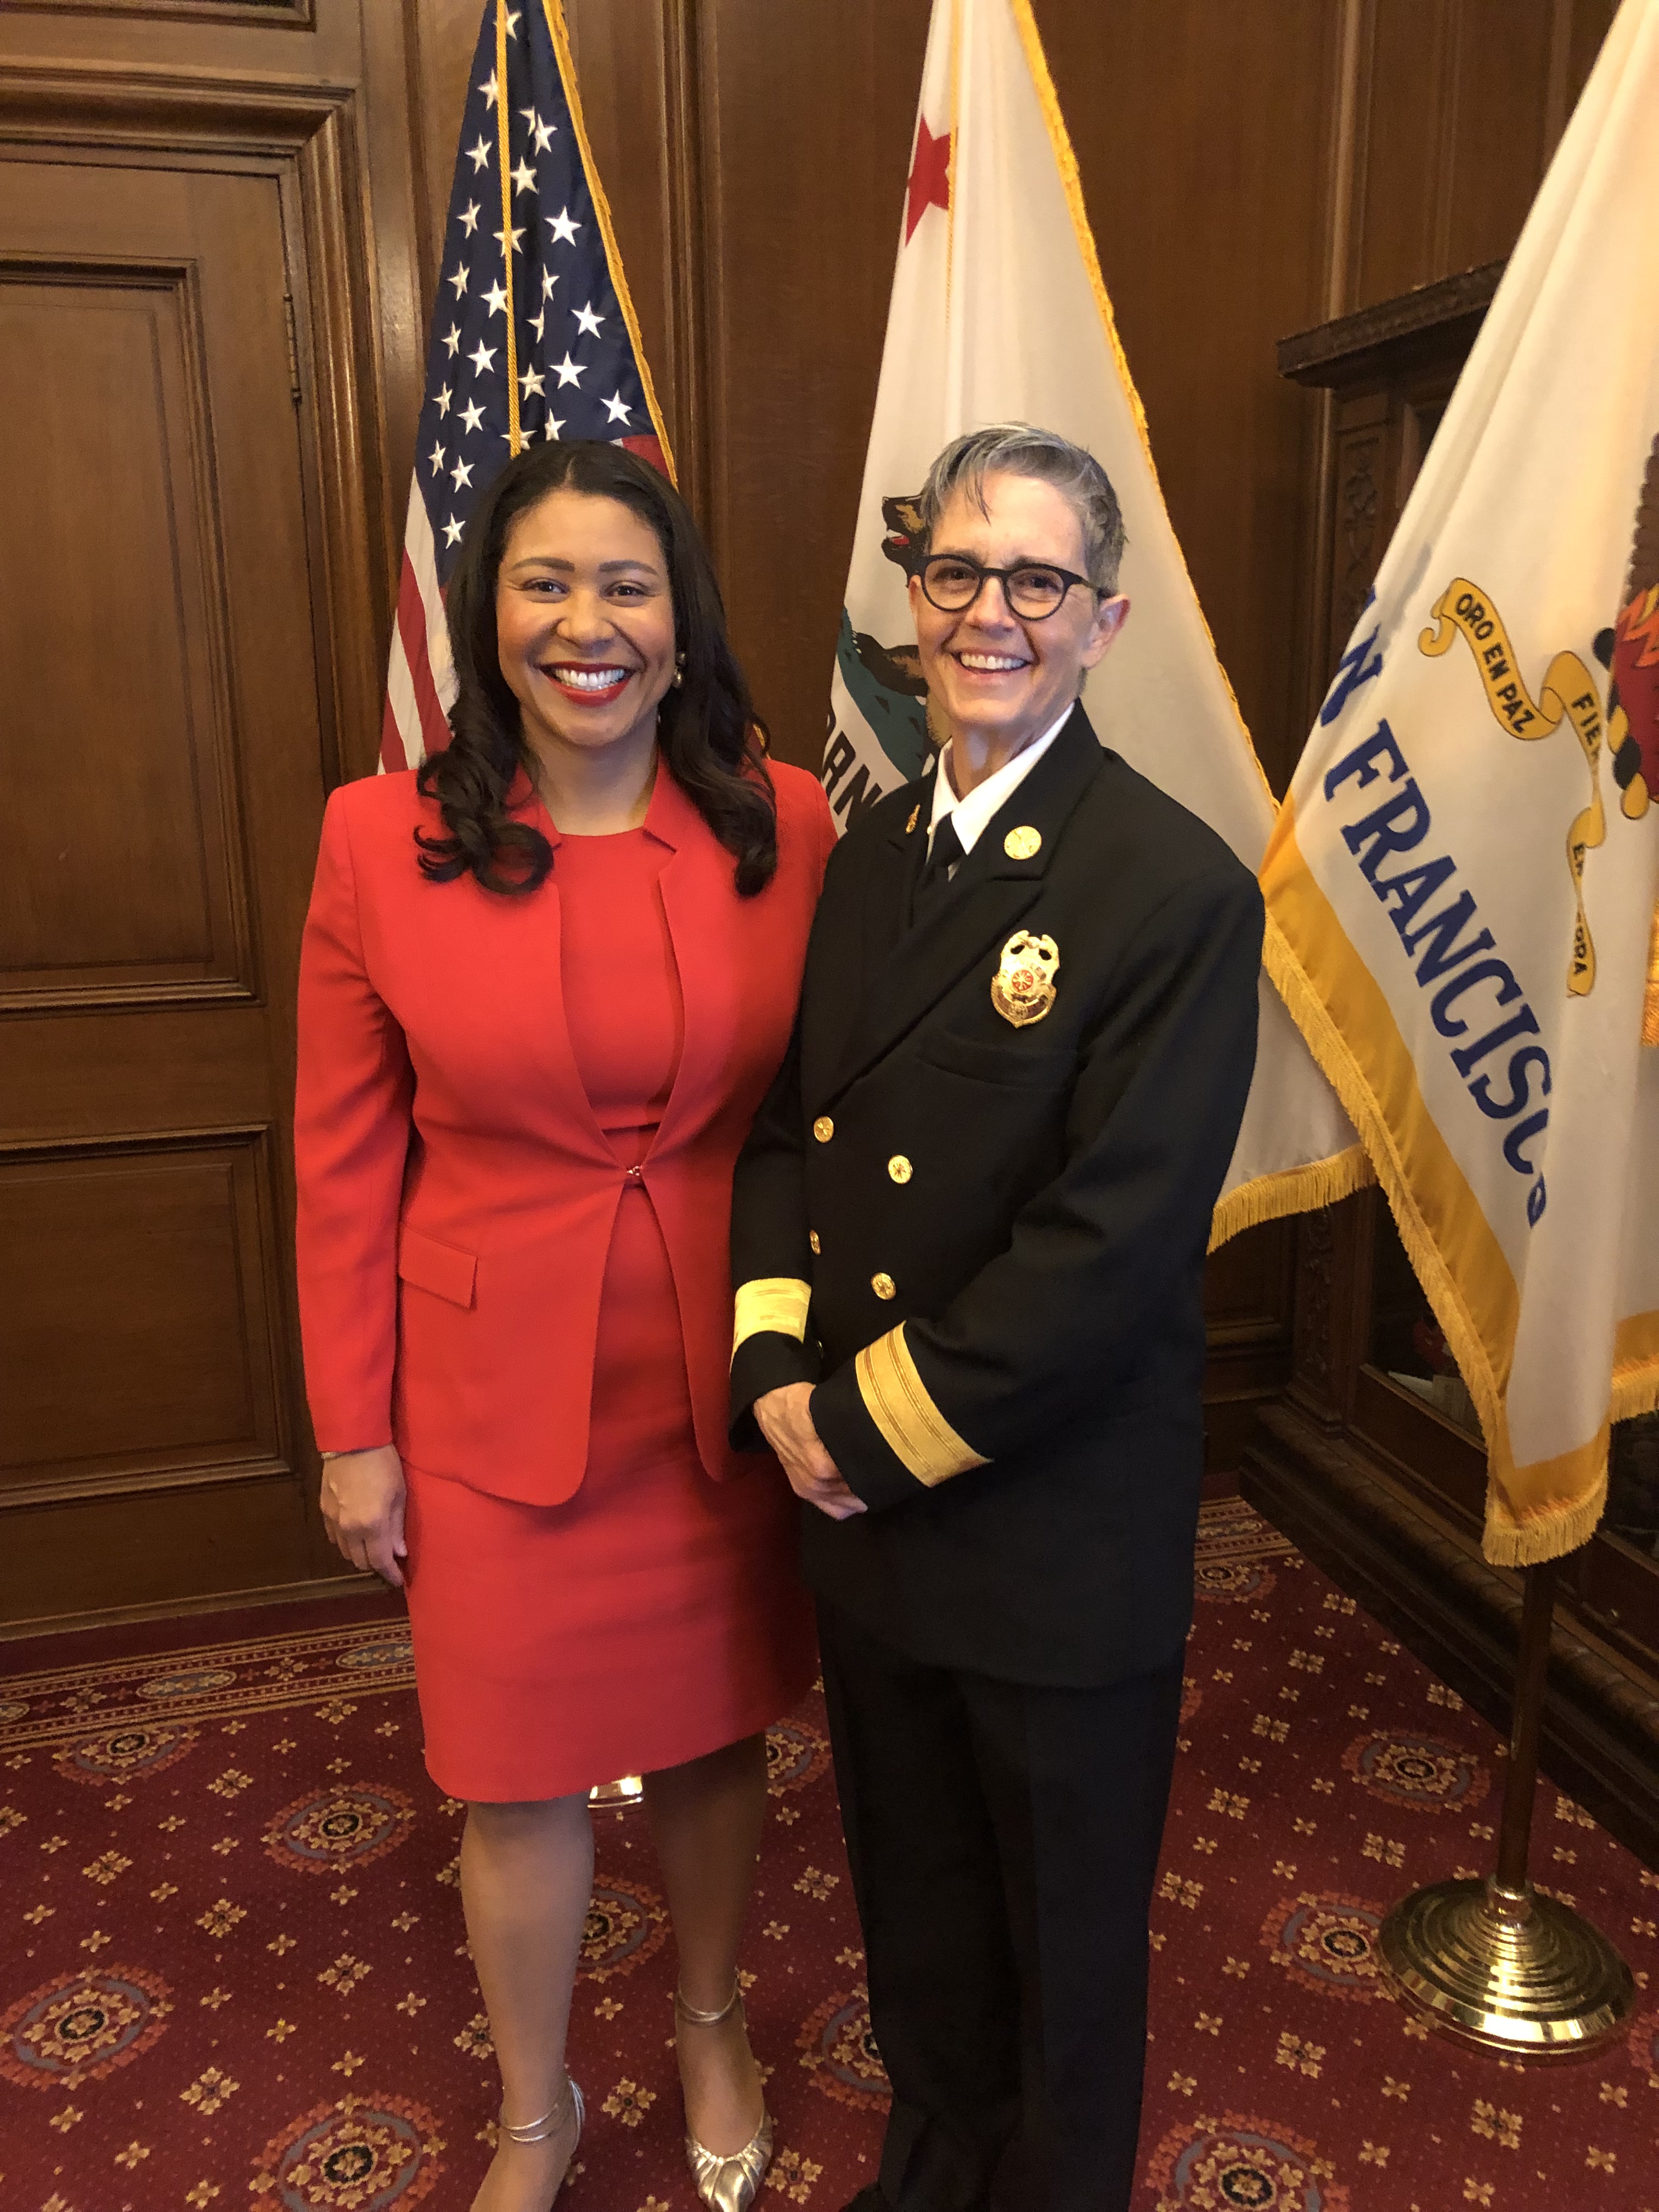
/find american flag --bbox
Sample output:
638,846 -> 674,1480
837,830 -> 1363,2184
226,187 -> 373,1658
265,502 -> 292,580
381,0 -> 675,772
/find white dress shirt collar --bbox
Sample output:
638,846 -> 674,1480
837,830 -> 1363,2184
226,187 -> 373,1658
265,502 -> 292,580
927,706 -> 1074,860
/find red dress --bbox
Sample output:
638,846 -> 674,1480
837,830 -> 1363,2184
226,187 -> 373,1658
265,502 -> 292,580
401,822 -> 816,1801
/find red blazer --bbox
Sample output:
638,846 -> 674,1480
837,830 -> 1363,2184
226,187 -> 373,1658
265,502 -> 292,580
294,759 -> 834,1505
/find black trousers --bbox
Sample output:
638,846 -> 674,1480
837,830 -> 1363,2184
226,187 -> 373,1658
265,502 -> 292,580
816,1600 -> 1184,2212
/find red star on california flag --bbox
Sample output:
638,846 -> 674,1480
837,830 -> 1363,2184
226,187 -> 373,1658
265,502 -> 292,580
905,116 -> 952,243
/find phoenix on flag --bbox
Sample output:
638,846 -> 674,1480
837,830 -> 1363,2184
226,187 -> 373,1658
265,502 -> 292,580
825,0 -> 1362,1246
1263,0 -> 1659,1565
381,0 -> 673,775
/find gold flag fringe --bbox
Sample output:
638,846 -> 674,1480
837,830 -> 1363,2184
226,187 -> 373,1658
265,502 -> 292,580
1482,1470 -> 1608,1569
1644,897 -> 1659,1047
1207,1145 -> 1373,1254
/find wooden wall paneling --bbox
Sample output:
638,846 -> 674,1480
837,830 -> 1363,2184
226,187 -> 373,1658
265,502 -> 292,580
1342,0 -> 1618,319
0,24 -> 419,1623
695,0 -> 927,771
404,0 -> 495,318
0,258 -> 249,1007
1035,0 -> 1347,799
0,1133 -> 286,1504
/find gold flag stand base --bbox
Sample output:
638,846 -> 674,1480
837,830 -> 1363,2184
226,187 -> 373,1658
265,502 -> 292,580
1381,1874 -> 1634,2058
1378,1559 -> 1637,2061
589,1775 -> 643,1807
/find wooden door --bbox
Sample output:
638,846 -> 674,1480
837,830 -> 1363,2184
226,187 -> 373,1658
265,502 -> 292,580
0,152 -> 340,1627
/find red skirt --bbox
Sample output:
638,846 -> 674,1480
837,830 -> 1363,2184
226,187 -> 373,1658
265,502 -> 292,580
401,1176 -> 815,1802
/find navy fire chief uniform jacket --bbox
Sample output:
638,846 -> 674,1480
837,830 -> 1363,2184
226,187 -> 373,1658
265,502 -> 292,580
728,704 -> 1264,1689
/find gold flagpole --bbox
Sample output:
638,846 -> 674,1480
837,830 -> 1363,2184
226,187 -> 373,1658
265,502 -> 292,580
1380,1558 -> 1636,2056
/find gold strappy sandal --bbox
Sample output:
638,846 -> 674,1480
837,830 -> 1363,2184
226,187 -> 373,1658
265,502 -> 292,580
496,2072 -> 584,2204
675,1985 -> 775,2212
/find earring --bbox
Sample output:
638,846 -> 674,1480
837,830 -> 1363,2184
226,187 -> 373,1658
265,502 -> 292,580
672,651 -> 686,691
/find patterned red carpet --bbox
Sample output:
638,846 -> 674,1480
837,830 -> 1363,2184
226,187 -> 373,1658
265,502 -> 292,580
2,1499 -> 1656,2212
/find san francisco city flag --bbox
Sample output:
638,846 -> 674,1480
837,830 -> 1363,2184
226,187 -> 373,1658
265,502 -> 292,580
825,0 -> 1361,1245
1263,0 -> 1659,1566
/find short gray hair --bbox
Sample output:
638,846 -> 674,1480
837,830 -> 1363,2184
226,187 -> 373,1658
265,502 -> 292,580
916,424 -> 1127,594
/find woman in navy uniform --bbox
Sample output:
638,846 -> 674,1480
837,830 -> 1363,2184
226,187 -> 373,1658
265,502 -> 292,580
729,426 -> 1263,2212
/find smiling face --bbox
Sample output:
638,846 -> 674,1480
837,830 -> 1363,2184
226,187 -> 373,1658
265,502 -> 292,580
908,470 -> 1128,766
494,487 -> 678,765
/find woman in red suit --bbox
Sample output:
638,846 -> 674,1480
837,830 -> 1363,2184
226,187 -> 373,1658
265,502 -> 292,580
294,442 -> 833,2212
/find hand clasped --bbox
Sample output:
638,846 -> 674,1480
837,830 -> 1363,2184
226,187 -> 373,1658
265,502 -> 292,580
754,1384 -> 866,1520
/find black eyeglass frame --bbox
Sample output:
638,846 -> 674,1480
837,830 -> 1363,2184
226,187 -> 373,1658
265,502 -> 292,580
915,552 -> 1103,620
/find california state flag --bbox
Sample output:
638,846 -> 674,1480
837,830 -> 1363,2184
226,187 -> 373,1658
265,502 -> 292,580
1265,0 -> 1659,1565
825,0 -> 1361,1245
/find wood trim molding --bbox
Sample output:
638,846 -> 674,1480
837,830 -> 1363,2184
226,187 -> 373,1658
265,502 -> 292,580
661,0 -> 712,526
22,0 -> 314,26
0,60 -> 396,787
1277,258 -> 1505,387
0,1568 -> 378,1646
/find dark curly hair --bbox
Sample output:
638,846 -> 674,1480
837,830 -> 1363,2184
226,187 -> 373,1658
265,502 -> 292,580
415,441 -> 776,896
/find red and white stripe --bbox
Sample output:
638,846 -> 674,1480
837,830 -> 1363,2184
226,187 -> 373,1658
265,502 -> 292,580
379,485 -> 458,774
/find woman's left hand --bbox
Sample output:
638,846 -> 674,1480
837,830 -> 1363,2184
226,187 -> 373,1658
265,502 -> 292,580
319,1444 -> 408,1587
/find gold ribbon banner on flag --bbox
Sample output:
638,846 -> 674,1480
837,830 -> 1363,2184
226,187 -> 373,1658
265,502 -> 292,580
1420,579 -> 1605,996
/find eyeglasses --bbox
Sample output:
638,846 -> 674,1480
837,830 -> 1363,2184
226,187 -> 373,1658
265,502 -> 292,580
917,553 -> 1099,621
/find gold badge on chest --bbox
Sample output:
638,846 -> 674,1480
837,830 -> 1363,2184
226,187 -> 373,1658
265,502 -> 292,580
991,931 -> 1060,1027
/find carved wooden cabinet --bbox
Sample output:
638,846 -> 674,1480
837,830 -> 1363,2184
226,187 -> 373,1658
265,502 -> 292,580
1252,268 -> 1659,1860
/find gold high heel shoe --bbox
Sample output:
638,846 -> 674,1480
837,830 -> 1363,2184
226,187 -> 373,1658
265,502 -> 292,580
675,1985 -> 775,2212
496,2073 -> 584,2204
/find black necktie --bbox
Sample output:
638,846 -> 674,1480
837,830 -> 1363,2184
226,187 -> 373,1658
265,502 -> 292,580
912,814 -> 965,922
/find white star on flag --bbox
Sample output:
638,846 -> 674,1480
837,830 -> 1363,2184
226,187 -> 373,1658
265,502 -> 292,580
554,352 -> 584,386
467,137 -> 492,172
469,340 -> 496,374
459,201 -> 481,235
602,392 -> 631,424
546,207 -> 579,245
573,302 -> 603,337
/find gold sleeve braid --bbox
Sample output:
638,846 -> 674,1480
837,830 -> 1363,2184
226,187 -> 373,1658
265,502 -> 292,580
855,1324 -> 989,1487
731,1277 -> 812,1359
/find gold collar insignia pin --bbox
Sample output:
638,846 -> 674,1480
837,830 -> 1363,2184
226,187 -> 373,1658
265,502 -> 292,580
991,931 -> 1059,1027
905,804 -> 920,834
1003,824 -> 1041,860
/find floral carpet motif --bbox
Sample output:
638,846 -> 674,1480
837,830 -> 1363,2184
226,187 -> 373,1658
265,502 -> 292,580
1,1499 -> 1656,2210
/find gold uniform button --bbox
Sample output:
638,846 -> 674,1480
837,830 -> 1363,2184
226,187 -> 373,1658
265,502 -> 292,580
812,1116 -> 834,1143
887,1155 -> 913,1184
1004,824 -> 1042,860
871,1272 -> 896,1301
809,1231 -> 821,1255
